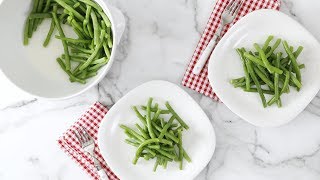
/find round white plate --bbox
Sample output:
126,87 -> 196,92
98,80 -> 216,180
208,9 -> 320,127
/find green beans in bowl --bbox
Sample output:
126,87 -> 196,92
0,0 -> 125,99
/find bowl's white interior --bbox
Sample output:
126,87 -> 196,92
0,0 -> 114,99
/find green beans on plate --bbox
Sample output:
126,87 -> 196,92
230,35 -> 304,108
23,0 -> 113,84
120,98 -> 191,172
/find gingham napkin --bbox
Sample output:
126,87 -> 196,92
182,0 -> 281,101
58,102 -> 119,180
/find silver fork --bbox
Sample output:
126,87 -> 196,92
192,0 -> 243,75
74,127 -> 109,180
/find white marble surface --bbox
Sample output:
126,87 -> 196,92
1,0 -> 320,179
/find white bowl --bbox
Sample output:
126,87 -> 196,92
208,9 -> 320,127
98,80 -> 216,180
0,0 -> 125,99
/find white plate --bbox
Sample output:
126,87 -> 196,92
98,80 -> 216,180
208,9 -> 320,127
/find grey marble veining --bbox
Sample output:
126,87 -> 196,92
1,0 -> 320,179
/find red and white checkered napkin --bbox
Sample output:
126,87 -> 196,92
58,102 -> 119,180
182,0 -> 281,101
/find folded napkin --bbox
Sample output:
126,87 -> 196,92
182,0 -> 281,101
58,102 -> 119,180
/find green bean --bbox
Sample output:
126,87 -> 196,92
69,52 -> 90,58
78,0 -> 103,11
155,149 -> 177,160
84,5 -> 91,25
33,0 -> 44,31
155,154 -> 172,162
29,13 -> 52,19
56,58 -> 86,84
143,154 -> 152,160
257,64 -> 270,79
84,71 -> 97,79
178,130 -> 183,170
244,52 -> 283,74
163,159 -> 168,169
42,0 -> 51,13
103,42 -> 111,58
262,35 -> 274,51
141,106 -> 170,114
125,139 -> 139,147
87,23 -> 94,38
148,145 -> 161,150
299,64 -> 305,69
79,31 -> 105,70
62,55 -> 86,63
253,66 -> 274,90
237,48 -> 250,90
120,125 -> 145,142
281,47 -> 303,66
135,124 -> 149,139
59,13 -> 69,24
42,19 -> 55,47
52,11 -> 71,70
294,46 -> 304,57
290,72 -> 302,88
254,43 -> 275,73
146,98 -> 156,139
161,146 -> 175,152
266,38 -> 281,58
158,116 -> 175,139
283,41 -> 301,84
72,2 -> 81,9
153,126 -> 160,137
165,102 -> 189,130
153,158 -> 160,172
232,81 -> 246,88
160,118 -> 165,128
274,53 -> 281,107
230,77 -> 245,84
125,131 -> 137,141
265,46 -> 272,54
98,10 -> 111,27
28,0 -> 39,37
91,57 -> 107,64
68,16 -> 85,34
243,88 -> 274,95
91,11 -> 100,45
133,138 -> 173,164
75,70 -> 86,80
55,0 -> 85,21
132,106 -> 147,126
55,35 -> 91,44
107,33 -> 113,48
67,42 -> 94,54
151,121 -> 179,143
87,60 -> 108,71
152,109 -> 162,121
23,19 -> 30,45
183,148 -> 191,163
246,60 -> 267,107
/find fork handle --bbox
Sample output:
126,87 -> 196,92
98,169 -> 109,180
192,33 -> 220,75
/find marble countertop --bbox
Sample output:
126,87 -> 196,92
1,0 -> 320,179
